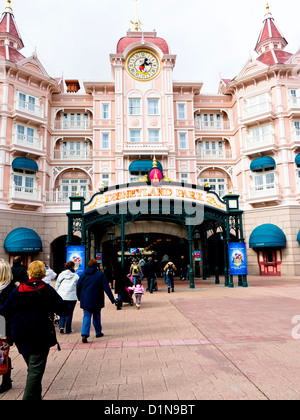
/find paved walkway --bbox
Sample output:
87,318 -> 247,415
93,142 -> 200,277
2,275 -> 300,400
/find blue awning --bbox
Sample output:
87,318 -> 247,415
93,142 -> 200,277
4,228 -> 43,252
297,231 -> 300,245
250,157 -> 276,172
295,154 -> 300,167
129,160 -> 163,173
249,224 -> 286,248
12,157 -> 38,172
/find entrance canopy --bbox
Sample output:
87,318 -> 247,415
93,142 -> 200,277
4,228 -> 43,252
249,224 -> 286,248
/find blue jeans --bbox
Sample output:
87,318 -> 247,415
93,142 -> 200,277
59,300 -> 77,334
167,275 -> 174,290
81,309 -> 102,337
147,277 -> 154,293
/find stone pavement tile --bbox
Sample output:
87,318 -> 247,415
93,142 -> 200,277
4,276 -> 300,400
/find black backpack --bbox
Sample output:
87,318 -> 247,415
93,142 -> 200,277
167,264 -> 174,277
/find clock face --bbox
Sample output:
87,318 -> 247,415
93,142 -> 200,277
126,49 -> 161,81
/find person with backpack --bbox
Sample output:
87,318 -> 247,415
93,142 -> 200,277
129,259 -> 142,285
164,261 -> 177,293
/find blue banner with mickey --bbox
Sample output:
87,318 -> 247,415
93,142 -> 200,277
66,245 -> 86,277
228,242 -> 248,275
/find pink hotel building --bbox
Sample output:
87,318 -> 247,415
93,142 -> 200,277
1,2 -> 300,277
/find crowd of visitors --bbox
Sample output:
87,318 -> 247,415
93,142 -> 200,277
0,252 -> 187,399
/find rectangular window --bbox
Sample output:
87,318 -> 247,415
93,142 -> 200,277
179,133 -> 187,149
129,99 -> 141,115
26,127 -> 34,143
102,104 -> 110,119
129,129 -> 141,143
102,133 -> 110,149
180,173 -> 189,183
17,125 -> 24,140
18,93 -> 26,109
178,104 -> 186,119
101,174 -> 110,188
148,129 -> 159,143
28,96 -> 35,112
148,99 -> 159,115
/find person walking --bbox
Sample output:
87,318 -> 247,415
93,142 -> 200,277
129,259 -> 142,285
128,278 -> 145,309
0,259 -> 18,394
55,261 -> 79,334
161,254 -> 169,284
179,255 -> 188,281
0,260 -> 68,400
77,259 -> 116,343
11,255 -> 28,285
144,257 -> 156,293
164,261 -> 177,293
42,262 -> 57,287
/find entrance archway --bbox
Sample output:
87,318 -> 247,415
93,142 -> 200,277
67,181 -> 247,288
102,232 -> 189,277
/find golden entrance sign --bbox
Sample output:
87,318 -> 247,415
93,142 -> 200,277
84,185 -> 226,214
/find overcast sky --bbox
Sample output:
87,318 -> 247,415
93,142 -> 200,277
9,0 -> 300,93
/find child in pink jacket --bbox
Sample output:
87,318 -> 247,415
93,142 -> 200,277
128,279 -> 145,309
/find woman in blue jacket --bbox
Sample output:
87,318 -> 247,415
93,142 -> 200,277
77,259 -> 116,343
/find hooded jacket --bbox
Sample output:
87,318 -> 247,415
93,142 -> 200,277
55,269 -> 79,301
77,267 -> 115,311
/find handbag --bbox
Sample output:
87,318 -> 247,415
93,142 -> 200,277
0,338 -> 10,376
33,282 -> 61,351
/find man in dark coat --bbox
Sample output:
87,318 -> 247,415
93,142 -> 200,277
11,256 -> 28,284
77,259 -> 116,343
144,257 -> 156,293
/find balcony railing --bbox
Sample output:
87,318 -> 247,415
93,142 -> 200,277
197,149 -> 233,159
123,142 -> 169,153
291,129 -> 300,142
288,97 -> 300,108
53,120 -> 92,130
195,121 -> 231,130
15,100 -> 44,118
53,150 -> 91,160
10,185 -> 41,201
248,183 -> 279,199
12,134 -> 43,151
45,190 -> 94,203
245,134 -> 275,151
243,101 -> 272,118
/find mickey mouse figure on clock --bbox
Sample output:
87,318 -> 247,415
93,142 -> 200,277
126,49 -> 161,81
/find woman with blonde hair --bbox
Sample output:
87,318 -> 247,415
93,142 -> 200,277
0,260 -> 68,400
0,259 -> 16,394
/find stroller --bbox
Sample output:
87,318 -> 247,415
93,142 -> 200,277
115,275 -> 134,309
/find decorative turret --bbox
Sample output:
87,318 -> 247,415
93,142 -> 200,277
255,3 -> 292,65
0,0 -> 25,62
